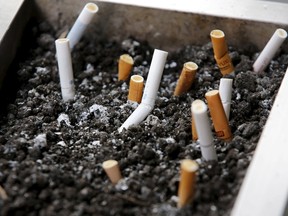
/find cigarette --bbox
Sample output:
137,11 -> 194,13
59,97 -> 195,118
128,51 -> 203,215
102,160 -> 122,184
141,49 -> 168,107
128,75 -> 144,103
219,78 -> 233,120
67,3 -> 98,50
118,54 -> 134,81
210,29 -> 234,76
191,100 -> 217,161
118,49 -> 168,132
253,28 -> 287,73
55,38 -> 75,102
174,62 -> 198,96
205,90 -> 233,142
177,159 -> 198,208
191,117 -> 198,141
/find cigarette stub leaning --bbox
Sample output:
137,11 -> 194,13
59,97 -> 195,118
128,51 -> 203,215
128,75 -> 144,103
205,90 -> 233,142
210,29 -> 234,76
55,38 -> 75,102
118,54 -> 134,81
102,160 -> 122,184
253,28 -> 287,73
67,3 -> 99,50
178,159 -> 198,208
174,62 -> 198,96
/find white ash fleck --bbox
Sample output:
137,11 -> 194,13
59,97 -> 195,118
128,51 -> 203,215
88,140 -> 101,148
92,75 -> 102,82
156,150 -> 163,160
165,137 -> 176,144
121,82 -> 128,91
35,67 -> 49,75
115,179 -> 129,191
28,89 -> 40,97
236,92 -> 241,100
80,78 -> 89,88
120,101 -> 138,109
89,104 -> 109,124
144,115 -> 160,126
84,63 -> 94,74
57,113 -> 72,127
57,141 -> 67,147
170,61 -> 177,68
33,134 -> 47,148
152,204 -> 177,216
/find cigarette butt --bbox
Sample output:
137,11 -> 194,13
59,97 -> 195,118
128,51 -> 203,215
253,28 -> 287,73
102,160 -> 122,184
191,100 -> 217,161
205,90 -> 233,141
219,78 -> 233,120
178,159 -> 198,208
118,54 -> 134,81
191,117 -> 198,141
174,62 -> 198,96
55,38 -> 75,102
67,3 -> 98,49
128,75 -> 144,103
210,30 -> 234,75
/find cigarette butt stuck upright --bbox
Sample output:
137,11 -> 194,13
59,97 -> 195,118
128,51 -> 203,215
128,75 -> 144,103
219,78 -> 233,120
205,90 -> 233,141
178,159 -> 198,208
210,30 -> 234,76
191,100 -> 217,161
102,160 -> 122,184
55,38 -> 75,102
118,54 -> 134,81
174,62 -> 198,96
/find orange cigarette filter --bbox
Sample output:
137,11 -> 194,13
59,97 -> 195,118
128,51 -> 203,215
174,62 -> 198,96
191,117 -> 198,141
118,54 -> 134,81
102,160 -> 122,184
178,159 -> 198,208
128,75 -> 144,103
205,90 -> 233,141
210,30 -> 234,76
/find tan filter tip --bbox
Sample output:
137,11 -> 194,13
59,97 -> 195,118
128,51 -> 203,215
178,159 -> 199,208
174,62 -> 198,96
118,54 -> 134,81
205,90 -> 233,141
102,160 -> 122,184
128,75 -> 144,103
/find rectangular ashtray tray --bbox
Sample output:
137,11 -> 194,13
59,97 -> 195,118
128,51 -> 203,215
1,0 -> 288,215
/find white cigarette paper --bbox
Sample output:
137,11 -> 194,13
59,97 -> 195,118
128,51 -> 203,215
191,100 -> 217,161
253,28 -> 287,73
67,3 -> 98,49
118,49 -> 168,132
55,38 -> 75,102
219,78 -> 233,120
